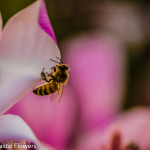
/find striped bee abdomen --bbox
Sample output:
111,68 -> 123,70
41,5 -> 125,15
33,82 -> 58,96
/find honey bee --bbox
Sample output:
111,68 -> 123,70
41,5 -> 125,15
33,57 -> 70,104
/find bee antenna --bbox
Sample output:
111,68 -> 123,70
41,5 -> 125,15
49,59 -> 60,64
56,57 -> 63,64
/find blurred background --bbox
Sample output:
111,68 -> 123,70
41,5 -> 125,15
0,0 -> 150,149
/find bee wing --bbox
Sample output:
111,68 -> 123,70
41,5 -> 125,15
50,84 -> 64,105
57,84 -> 64,105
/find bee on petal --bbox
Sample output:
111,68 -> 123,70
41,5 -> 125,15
33,57 -> 70,105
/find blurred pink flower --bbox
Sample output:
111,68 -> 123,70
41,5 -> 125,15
63,32 -> 125,133
74,107 -> 150,150
0,0 -> 60,114
63,33 -> 150,150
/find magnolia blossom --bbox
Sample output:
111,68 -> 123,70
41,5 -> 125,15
0,0 -> 60,114
0,0 -> 60,149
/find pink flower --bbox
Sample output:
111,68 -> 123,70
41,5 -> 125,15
0,0 -> 60,149
63,32 -> 125,133
0,0 -> 60,114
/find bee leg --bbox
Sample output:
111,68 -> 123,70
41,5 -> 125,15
46,67 -> 56,77
46,72 -> 52,77
41,67 -> 49,82
42,67 -> 45,72
49,74 -> 57,81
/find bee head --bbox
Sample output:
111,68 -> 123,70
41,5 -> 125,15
57,64 -> 70,71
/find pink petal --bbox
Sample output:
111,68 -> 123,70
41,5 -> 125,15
0,1 -> 60,114
39,0 -> 56,43
0,114 -> 56,150
113,107 -> 150,150
63,32 -> 125,132
74,107 -> 150,150
6,84 -> 77,149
